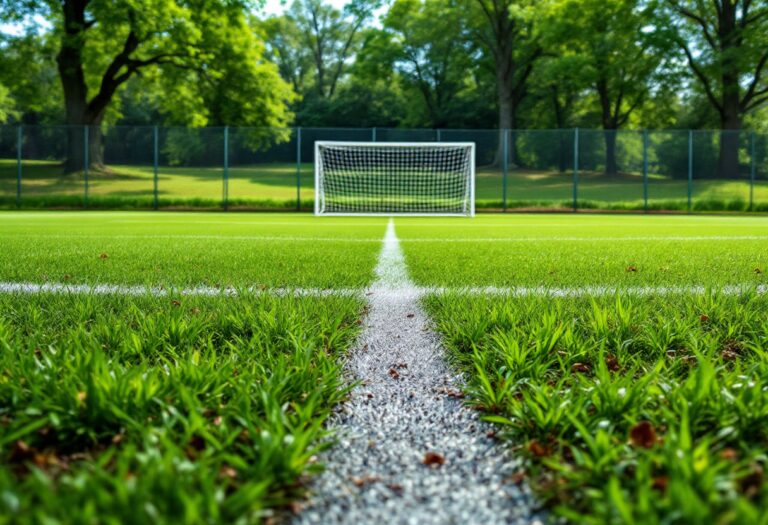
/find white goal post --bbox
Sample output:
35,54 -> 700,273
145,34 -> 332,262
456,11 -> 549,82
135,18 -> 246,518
314,141 -> 475,216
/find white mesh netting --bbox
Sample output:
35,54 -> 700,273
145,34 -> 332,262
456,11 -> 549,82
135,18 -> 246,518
315,142 -> 474,216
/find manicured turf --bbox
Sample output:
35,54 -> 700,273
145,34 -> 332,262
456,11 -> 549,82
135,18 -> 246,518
1,160 -> 765,211
1,211 -> 766,524
397,215 -> 767,287
425,292 -> 768,523
409,214 -> 767,523
0,293 -> 363,523
0,212 -> 386,288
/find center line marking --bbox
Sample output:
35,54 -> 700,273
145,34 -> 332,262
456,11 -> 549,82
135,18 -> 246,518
292,218 -> 542,524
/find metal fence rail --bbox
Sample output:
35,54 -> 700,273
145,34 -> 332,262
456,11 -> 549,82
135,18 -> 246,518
0,126 -> 765,212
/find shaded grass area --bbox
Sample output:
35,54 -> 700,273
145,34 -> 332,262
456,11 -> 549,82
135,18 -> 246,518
1,159 -> 765,212
425,292 -> 768,524
398,215 -> 768,288
0,292 -> 363,523
0,212 -> 384,288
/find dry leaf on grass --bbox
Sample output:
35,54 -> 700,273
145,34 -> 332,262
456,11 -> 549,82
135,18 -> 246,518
629,421 -> 658,448
422,451 -> 445,467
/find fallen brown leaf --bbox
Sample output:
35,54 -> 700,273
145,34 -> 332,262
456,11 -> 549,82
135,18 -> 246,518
351,474 -> 380,487
629,421 -> 658,448
572,362 -> 590,373
528,440 -> 552,458
220,466 -> 238,479
509,470 -> 527,485
423,451 -> 446,467
652,475 -> 669,492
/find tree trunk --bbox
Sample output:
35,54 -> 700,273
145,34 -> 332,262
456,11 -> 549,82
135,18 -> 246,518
718,89 -> 742,180
57,0 -> 89,174
597,82 -> 619,176
495,58 -> 513,167
64,126 -> 86,174
89,124 -> 106,170
552,87 -> 567,173
604,129 -> 618,176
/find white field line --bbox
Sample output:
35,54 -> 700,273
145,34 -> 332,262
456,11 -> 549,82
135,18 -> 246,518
6,233 -> 767,243
399,235 -> 768,242
293,218 -> 542,524
0,282 -> 361,298
3,234 -> 382,243
0,281 -> 764,298
417,284 -> 767,297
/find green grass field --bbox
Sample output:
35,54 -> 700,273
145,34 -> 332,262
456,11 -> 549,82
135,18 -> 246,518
1,160 -> 766,211
0,212 -> 766,523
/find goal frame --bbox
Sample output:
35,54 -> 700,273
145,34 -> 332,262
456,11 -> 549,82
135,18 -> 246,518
314,141 -> 475,217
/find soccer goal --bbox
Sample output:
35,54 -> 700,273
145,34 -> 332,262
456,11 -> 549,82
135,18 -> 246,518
314,141 -> 475,216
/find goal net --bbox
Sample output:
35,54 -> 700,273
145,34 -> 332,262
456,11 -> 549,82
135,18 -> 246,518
314,142 -> 475,216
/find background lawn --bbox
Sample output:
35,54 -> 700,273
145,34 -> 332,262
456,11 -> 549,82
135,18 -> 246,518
1,159 -> 765,211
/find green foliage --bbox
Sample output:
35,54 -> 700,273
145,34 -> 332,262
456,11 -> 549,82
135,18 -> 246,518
426,292 -> 768,523
0,83 -> 14,123
0,0 -> 295,130
375,0 -> 479,127
0,292 -> 363,523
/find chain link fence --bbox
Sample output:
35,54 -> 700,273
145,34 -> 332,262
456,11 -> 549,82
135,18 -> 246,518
0,126 -> 765,212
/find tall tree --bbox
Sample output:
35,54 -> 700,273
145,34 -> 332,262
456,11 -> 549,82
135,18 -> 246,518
379,0 -> 475,128
664,0 -> 768,178
258,14 -> 314,95
1,0 -> 293,172
287,0 -> 379,100
545,0 -> 667,175
465,0 -> 541,132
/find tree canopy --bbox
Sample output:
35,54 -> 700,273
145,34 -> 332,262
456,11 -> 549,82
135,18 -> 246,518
1,0 -> 768,136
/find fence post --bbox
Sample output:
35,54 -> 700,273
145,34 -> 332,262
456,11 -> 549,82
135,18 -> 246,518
750,131 -> 756,212
436,129 -> 442,142
372,127 -> 377,141
84,126 -> 89,209
223,126 -> 229,211
16,125 -> 22,208
573,128 -> 579,211
642,130 -> 649,213
153,126 -> 159,210
502,129 -> 509,212
687,130 -> 693,213
296,127 -> 302,211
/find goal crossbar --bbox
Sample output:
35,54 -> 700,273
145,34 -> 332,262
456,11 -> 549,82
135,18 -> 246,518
314,141 -> 475,217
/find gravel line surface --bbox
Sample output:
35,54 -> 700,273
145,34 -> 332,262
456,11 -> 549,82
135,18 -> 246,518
292,220 -> 543,525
